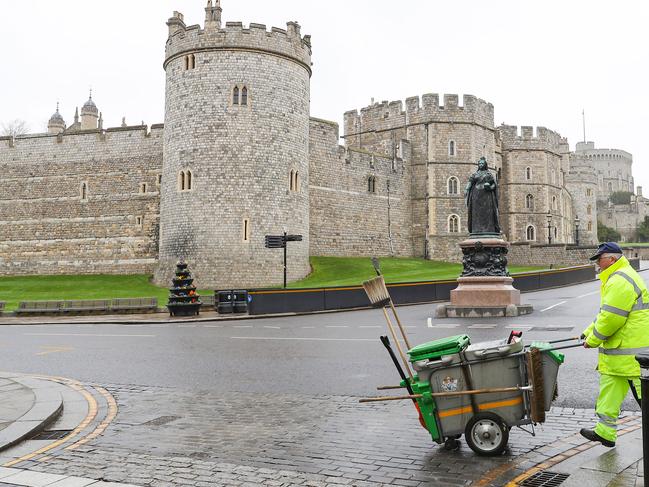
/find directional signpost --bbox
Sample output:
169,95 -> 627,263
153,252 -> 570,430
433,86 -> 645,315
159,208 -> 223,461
265,232 -> 303,288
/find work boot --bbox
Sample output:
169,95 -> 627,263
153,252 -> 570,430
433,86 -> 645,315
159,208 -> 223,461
580,428 -> 615,447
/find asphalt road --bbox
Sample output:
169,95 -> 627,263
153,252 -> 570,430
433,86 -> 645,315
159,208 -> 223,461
0,275 -> 645,411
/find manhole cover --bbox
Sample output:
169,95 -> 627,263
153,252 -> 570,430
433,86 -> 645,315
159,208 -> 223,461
142,415 -> 180,426
32,430 -> 73,440
519,472 -> 570,486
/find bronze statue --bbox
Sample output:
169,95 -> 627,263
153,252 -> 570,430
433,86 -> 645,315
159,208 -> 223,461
465,157 -> 500,235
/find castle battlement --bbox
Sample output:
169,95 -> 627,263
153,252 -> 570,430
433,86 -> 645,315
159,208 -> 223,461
498,125 -> 567,153
164,10 -> 311,73
343,93 -> 494,137
565,168 -> 598,185
0,124 -> 164,151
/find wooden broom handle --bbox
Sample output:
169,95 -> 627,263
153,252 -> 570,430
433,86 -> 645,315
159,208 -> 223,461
388,301 -> 412,350
360,394 -> 422,403
382,307 -> 413,379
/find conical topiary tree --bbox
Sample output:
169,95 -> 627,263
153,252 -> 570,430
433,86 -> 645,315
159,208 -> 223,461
167,261 -> 202,317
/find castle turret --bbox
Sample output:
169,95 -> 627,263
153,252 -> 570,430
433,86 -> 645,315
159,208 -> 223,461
155,2 -> 313,288
47,103 -> 66,134
204,0 -> 222,29
80,92 -> 99,130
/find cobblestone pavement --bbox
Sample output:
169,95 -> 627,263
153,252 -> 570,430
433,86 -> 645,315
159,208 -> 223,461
11,383 -> 639,486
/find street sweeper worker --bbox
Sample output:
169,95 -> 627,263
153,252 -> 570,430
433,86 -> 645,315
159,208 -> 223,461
580,241 -> 649,447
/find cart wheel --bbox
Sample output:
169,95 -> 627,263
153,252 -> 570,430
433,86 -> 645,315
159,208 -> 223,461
464,412 -> 509,456
443,437 -> 461,451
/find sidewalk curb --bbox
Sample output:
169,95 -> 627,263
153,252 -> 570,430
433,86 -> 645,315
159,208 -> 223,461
0,375 -> 63,453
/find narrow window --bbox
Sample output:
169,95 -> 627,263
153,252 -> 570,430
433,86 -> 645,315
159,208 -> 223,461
289,170 -> 294,191
139,183 -> 147,194
554,227 -> 558,239
189,54 -> 195,69
368,176 -> 376,193
588,221 -> 593,231
178,171 -> 185,191
448,177 -> 459,195
243,219 -> 250,242
136,216 -> 143,226
186,170 -> 192,190
295,171 -> 299,192
448,214 -> 460,233
233,86 -> 240,105
184,56 -> 189,71
241,86 -> 248,106
526,194 -> 534,210
448,140 -> 456,157
80,182 -> 87,200
526,167 -> 532,180
157,174 -> 162,185
586,188 -> 592,197
552,196 -> 557,210
587,204 -> 592,215
526,225 -> 535,241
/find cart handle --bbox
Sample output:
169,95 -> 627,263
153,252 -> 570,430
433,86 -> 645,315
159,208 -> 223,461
360,385 -> 532,403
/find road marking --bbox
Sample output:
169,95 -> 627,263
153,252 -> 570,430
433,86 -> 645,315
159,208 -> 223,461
428,318 -> 460,328
36,346 -> 74,356
359,325 -> 382,329
204,325 -> 221,328
264,326 -> 281,329
468,324 -> 497,329
577,291 -> 599,299
540,300 -> 567,312
301,326 -> 315,329
505,325 -> 533,330
231,336 -> 375,342
427,318 -> 432,328
232,325 -> 253,328
326,326 -> 348,328
24,333 -> 155,337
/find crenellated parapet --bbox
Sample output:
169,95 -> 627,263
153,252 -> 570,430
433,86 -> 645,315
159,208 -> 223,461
343,94 -> 494,138
497,125 -> 567,154
164,11 -> 312,75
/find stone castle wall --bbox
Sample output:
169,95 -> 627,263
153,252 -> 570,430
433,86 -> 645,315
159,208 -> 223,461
599,199 -> 649,242
565,168 -> 599,244
0,126 -> 163,275
508,242 -> 597,268
309,118 -> 414,257
574,142 -> 634,200
499,126 -> 574,244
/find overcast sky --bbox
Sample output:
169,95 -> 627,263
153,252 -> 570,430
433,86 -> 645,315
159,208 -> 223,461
2,1 -> 647,189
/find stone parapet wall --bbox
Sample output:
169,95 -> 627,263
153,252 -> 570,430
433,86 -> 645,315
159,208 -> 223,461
0,127 -> 163,276
508,242 -> 597,267
343,94 -> 494,148
165,16 -> 311,74
308,118 -> 414,257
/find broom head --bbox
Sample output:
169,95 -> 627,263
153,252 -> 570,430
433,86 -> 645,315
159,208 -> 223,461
527,347 -> 546,424
362,275 -> 391,308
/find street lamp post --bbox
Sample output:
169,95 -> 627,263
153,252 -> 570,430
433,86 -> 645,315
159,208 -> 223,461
635,352 -> 649,486
546,211 -> 553,245
575,216 -> 580,246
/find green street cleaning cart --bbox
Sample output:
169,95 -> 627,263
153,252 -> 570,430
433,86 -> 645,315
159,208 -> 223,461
362,333 -> 570,456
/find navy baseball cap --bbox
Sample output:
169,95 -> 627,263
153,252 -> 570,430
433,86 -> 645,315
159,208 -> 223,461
589,242 -> 623,261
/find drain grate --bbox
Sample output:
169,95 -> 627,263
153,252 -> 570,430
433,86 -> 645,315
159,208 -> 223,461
32,429 -> 73,440
142,415 -> 180,426
519,472 -> 570,486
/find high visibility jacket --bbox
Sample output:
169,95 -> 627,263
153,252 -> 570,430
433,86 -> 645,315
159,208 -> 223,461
583,256 -> 649,377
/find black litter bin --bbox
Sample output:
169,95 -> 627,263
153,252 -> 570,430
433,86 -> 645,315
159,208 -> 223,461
232,290 -> 248,314
216,290 -> 234,314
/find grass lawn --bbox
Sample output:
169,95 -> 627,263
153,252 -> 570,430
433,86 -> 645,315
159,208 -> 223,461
0,275 -> 212,312
0,258 -> 544,310
288,256 -> 544,288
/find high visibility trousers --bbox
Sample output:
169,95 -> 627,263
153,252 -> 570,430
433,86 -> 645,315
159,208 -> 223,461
594,374 -> 642,442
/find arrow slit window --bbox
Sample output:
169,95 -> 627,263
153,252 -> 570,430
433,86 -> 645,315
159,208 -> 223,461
243,219 -> 250,242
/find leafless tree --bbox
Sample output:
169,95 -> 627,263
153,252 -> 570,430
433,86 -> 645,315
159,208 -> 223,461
1,119 -> 29,137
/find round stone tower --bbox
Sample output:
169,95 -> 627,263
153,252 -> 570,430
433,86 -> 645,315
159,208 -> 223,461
155,1 -> 312,288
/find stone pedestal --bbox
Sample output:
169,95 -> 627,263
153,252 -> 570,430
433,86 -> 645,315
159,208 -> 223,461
436,237 -> 533,318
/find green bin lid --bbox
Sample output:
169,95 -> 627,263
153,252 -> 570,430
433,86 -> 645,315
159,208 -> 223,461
530,341 -> 565,365
408,335 -> 470,362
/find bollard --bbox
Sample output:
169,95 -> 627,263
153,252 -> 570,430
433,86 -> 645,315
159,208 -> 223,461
636,352 -> 649,485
